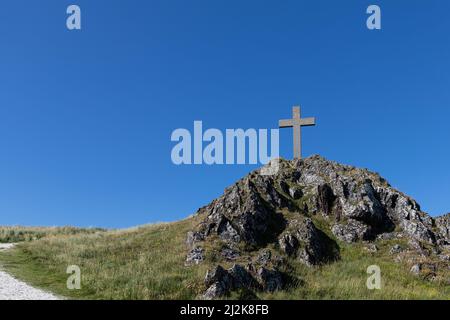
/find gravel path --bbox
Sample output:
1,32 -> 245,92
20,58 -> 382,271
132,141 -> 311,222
0,243 -> 61,300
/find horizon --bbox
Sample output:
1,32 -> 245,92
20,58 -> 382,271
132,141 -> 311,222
1,154 -> 448,229
1,1 -> 450,228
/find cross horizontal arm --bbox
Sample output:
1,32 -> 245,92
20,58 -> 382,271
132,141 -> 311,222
299,117 -> 316,126
279,119 -> 293,128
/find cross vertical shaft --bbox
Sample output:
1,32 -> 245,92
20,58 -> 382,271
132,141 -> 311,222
293,107 -> 301,159
279,106 -> 316,159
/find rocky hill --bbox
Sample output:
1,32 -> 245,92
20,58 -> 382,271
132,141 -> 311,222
1,155 -> 448,300
185,155 -> 450,299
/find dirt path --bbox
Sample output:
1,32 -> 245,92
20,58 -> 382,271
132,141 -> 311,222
0,243 -> 61,300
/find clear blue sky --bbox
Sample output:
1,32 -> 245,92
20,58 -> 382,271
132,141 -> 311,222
1,1 -> 449,228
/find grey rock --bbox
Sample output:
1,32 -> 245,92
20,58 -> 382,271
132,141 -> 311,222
376,232 -> 404,241
193,176 -> 284,247
389,244 -> 403,255
228,264 -> 259,290
279,233 -> 299,256
203,282 -> 229,300
289,186 -> 303,200
205,265 -> 232,288
280,218 -> 339,266
407,239 -> 429,257
344,181 -> 388,228
435,213 -> 450,242
217,219 -> 241,243
317,184 -> 335,215
256,267 -> 283,292
365,244 -> 378,253
407,239 -> 422,251
256,249 -> 272,266
221,247 -> 240,261
203,264 -> 261,298
186,231 -> 204,248
185,247 -> 204,265
419,263 -> 438,281
410,264 -> 421,275
203,266 -> 234,299
332,220 -> 373,243
379,188 -> 436,243
436,238 -> 450,248
400,220 -> 435,244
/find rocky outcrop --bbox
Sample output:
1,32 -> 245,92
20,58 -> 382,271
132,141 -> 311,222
192,176 -> 286,248
203,261 -> 285,299
332,220 -> 373,243
279,217 -> 339,266
185,246 -> 204,265
185,155 -> 450,298
435,213 -> 450,247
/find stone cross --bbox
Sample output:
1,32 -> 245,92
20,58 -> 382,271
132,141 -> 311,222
279,106 -> 316,159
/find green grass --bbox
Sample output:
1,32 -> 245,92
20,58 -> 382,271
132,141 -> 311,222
0,217 -> 448,300
259,242 -> 449,300
0,219 -> 208,299
0,226 -> 105,243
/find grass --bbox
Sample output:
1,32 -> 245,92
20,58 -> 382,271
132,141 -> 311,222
259,241 -> 449,300
0,218 -> 208,300
0,226 -> 105,243
0,216 -> 448,300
